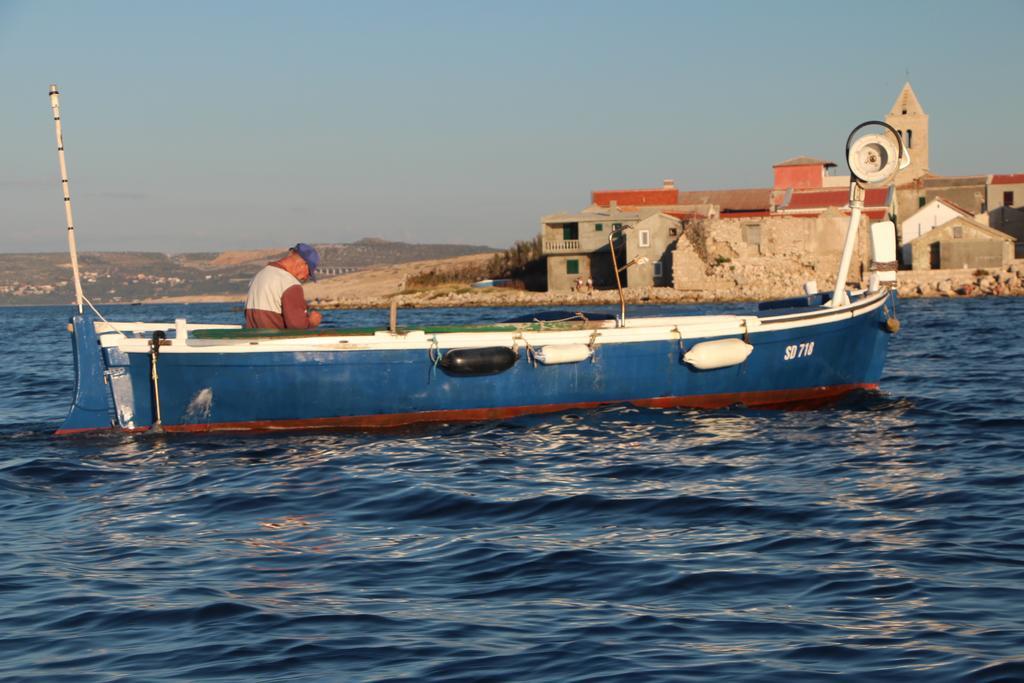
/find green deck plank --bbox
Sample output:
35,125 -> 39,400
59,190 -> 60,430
191,327 -> 380,339
191,324 -> 522,340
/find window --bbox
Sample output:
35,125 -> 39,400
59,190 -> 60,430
653,262 -> 663,278
566,259 -> 579,275
561,223 -> 579,241
919,196 -> 926,208
595,223 -> 603,232
669,227 -> 678,236
613,223 -> 623,230
1005,191 -> 1015,207
638,230 -> 650,248
952,226 -> 963,239
905,129 -> 912,149
742,223 -> 761,246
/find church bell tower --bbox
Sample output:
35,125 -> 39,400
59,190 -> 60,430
885,82 -> 929,184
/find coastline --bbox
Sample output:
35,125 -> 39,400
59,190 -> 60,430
9,260 -> 1023,310
139,273 -> 1023,310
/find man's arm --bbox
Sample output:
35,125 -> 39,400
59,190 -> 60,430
281,285 -> 320,328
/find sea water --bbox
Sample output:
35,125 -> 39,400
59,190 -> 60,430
1,299 -> 1022,681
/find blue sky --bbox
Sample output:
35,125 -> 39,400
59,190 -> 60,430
2,0 -> 1022,253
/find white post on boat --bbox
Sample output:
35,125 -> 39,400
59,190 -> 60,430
830,121 -> 909,308
49,84 -> 85,314
175,318 -> 188,343
830,183 -> 865,308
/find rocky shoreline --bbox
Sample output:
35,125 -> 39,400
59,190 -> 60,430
133,262 -> 1024,310
312,263 -> 1024,310
898,263 -> 1024,298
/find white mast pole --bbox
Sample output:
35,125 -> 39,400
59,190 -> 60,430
49,84 -> 85,314
830,182 -> 864,308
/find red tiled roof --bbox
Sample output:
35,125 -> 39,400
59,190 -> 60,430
992,173 -> 1024,185
782,187 -> 890,211
677,188 -> 771,211
592,188 -> 678,207
779,209 -> 890,220
719,210 -> 772,218
772,156 -> 836,168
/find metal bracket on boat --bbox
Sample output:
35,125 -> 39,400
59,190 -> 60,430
587,330 -> 600,363
428,335 -> 441,368
513,334 -> 538,367
672,325 -> 687,362
149,331 -> 166,432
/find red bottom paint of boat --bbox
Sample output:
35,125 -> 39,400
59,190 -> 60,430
54,383 -> 879,435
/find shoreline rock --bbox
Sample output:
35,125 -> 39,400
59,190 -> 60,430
133,263 -> 1024,310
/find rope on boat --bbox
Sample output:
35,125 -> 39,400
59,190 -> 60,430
514,334 -> 538,368
528,312 -> 592,329
428,335 -> 441,369
149,331 -> 166,432
883,298 -> 901,333
587,330 -> 600,363
83,294 -> 126,337
672,325 -> 687,362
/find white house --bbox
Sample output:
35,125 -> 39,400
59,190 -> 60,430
900,197 -> 972,263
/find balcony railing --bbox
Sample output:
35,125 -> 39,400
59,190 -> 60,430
543,240 -> 581,253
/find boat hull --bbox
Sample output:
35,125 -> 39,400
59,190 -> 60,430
57,291 -> 896,434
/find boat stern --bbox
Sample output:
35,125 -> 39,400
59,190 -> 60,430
56,313 -> 114,434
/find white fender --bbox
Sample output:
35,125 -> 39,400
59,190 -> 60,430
683,338 -> 753,370
534,344 -> 593,365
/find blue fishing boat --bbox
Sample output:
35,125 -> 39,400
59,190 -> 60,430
50,85 -> 906,434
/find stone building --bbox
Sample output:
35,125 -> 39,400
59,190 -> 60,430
899,197 -> 973,263
989,174 -> 1024,212
541,208 -> 639,291
888,83 -> 991,225
904,216 -> 1015,270
541,208 -> 685,291
622,213 -> 683,287
540,82 -> 1020,290
894,174 -> 989,225
886,82 -> 929,186
982,206 -> 1024,257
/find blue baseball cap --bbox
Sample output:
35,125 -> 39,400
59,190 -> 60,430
292,243 -> 320,281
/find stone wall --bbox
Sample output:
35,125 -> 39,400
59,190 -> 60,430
897,262 -> 1024,297
673,210 -> 873,300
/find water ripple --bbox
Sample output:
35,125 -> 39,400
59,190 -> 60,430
1,299 -> 1023,681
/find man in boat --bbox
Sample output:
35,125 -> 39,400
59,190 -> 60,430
244,243 -> 323,329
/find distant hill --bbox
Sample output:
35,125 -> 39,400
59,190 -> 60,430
0,239 -> 497,305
